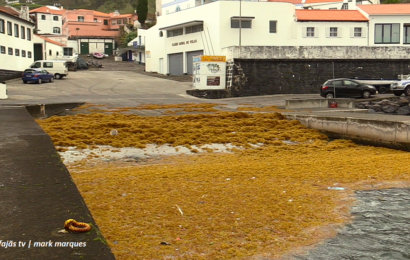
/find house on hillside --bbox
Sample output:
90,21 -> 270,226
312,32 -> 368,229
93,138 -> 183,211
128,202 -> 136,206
62,9 -> 138,55
142,1 -> 410,97
267,0 -> 376,10
29,5 -> 64,35
0,6 -> 35,80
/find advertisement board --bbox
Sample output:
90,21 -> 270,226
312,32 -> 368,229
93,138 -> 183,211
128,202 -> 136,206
192,56 -> 226,90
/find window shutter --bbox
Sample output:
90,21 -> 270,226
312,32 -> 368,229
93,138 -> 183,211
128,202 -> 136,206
325,27 -> 330,38
302,27 -> 307,38
362,27 -> 367,38
314,27 -> 319,38
338,27 -> 342,38
350,27 -> 355,38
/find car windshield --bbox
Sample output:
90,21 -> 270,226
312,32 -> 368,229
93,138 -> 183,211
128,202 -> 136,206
23,69 -> 36,74
323,81 -> 332,85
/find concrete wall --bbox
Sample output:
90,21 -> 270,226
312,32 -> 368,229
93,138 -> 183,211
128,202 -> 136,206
222,46 -> 410,60
284,113 -> 410,150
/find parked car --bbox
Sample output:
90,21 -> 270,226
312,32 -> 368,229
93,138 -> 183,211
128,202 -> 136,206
320,79 -> 377,99
22,69 -> 54,84
29,60 -> 68,79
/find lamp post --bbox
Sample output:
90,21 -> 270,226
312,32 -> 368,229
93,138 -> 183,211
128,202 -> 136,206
239,0 -> 242,59
76,28 -> 80,54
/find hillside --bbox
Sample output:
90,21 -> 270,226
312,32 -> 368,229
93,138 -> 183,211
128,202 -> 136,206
0,0 -> 156,19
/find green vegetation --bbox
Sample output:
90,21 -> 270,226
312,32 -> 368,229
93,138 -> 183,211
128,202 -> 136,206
136,0 -> 148,26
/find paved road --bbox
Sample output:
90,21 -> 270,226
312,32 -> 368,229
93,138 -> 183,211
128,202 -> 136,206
2,70 -> 326,108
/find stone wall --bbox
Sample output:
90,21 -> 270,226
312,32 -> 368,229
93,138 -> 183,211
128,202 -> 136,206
0,69 -> 22,82
230,59 -> 410,97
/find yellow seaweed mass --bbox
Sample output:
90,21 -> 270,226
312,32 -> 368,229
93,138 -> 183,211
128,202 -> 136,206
36,110 -> 410,260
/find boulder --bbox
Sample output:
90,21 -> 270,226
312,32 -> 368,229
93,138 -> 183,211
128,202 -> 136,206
398,98 -> 410,106
356,103 -> 366,109
396,106 -> 410,115
381,104 -> 399,113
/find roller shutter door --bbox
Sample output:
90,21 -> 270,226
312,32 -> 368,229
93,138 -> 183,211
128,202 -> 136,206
186,50 -> 203,75
168,53 -> 183,75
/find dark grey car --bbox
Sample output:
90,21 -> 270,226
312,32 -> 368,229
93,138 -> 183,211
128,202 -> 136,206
320,79 -> 377,99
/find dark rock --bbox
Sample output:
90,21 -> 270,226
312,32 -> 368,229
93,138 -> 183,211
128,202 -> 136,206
381,105 -> 399,113
366,105 -> 381,112
396,106 -> 410,115
367,109 -> 376,114
356,103 -> 366,109
398,98 -> 410,106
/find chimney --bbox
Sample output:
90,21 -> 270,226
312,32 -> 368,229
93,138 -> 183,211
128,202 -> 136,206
19,5 -> 30,21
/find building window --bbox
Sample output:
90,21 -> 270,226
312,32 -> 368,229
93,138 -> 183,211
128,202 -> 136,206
0,19 -> 4,34
0,46 -> 5,54
117,19 -> 122,25
159,31 -> 163,37
56,51 -> 59,56
15,49 -> 19,56
405,25 -> 410,44
53,27 -> 60,33
104,19 -> 108,25
21,26 -> 25,39
8,47 -> 12,55
269,21 -> 277,33
329,27 -> 338,37
28,51 -> 32,58
63,47 -> 73,56
14,24 -> 19,37
231,20 -> 252,29
305,27 -> 315,37
94,18 -> 97,22
49,50 -> 52,56
353,27 -> 362,37
53,16 -> 59,21
167,28 -> 183,37
112,20 -> 117,25
185,24 -> 203,34
7,22 -> 12,36
41,14 -> 46,20
375,24 -> 400,44
22,50 -> 26,57
77,16 -> 84,22
123,19 -> 127,24
27,28 -> 31,41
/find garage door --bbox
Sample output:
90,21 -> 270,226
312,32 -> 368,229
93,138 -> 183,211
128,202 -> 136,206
169,53 -> 183,75
186,50 -> 203,75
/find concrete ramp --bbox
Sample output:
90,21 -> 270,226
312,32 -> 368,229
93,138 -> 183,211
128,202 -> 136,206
0,107 -> 114,259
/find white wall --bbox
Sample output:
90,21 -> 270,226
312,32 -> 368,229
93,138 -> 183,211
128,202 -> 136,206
367,15 -> 410,46
0,14 -> 35,71
35,13 -> 62,35
33,35 -> 64,60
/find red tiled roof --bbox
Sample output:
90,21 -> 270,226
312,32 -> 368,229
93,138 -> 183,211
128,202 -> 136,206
359,4 -> 410,15
29,6 -> 65,15
268,0 -> 302,4
0,6 -> 19,17
93,10 -> 110,17
304,0 -> 342,3
295,10 -> 368,21
34,34 -> 66,47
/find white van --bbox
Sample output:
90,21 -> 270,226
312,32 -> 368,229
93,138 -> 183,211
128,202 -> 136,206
29,60 -> 68,79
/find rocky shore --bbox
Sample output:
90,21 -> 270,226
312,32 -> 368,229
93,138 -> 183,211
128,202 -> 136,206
356,97 -> 410,115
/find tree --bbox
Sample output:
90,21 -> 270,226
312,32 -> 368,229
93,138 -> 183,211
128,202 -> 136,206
136,0 -> 147,26
121,31 -> 138,47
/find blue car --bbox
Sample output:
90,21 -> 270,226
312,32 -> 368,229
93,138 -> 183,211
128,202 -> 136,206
22,68 -> 54,84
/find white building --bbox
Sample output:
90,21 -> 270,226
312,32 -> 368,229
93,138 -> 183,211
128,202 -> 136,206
33,34 -> 64,60
143,1 -> 373,75
29,6 -> 64,35
0,6 -> 35,75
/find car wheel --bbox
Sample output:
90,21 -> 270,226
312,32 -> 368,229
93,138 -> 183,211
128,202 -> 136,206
23,80 -> 27,84
38,78 -> 42,84
405,87 -> 410,96
393,91 -> 403,96
50,77 -> 54,83
325,93 -> 334,99
379,87 -> 387,94
55,74 -> 61,79
362,90 -> 371,99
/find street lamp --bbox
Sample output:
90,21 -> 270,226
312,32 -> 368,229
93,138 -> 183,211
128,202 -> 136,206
76,28 -> 80,54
